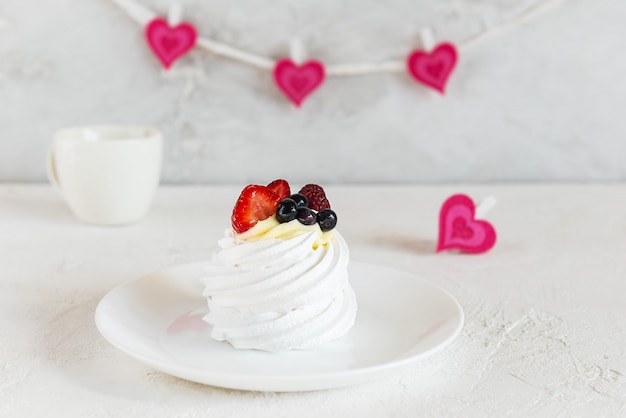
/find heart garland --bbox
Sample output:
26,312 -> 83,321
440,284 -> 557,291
145,17 -> 198,69
437,194 -> 497,254
143,17 -> 458,104
111,0 -> 561,106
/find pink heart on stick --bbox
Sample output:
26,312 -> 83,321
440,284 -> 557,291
273,59 -> 325,107
145,17 -> 198,69
437,194 -> 496,254
407,42 -> 458,94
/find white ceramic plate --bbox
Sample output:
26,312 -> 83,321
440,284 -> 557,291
95,261 -> 463,392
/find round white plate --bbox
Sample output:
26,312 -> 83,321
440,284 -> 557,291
95,261 -> 463,392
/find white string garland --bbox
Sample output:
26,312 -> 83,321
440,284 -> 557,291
107,0 -> 562,76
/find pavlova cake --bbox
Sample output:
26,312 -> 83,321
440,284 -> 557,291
200,179 -> 357,352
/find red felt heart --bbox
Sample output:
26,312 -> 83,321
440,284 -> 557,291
273,59 -> 325,107
437,194 -> 496,254
407,42 -> 458,94
145,17 -> 198,69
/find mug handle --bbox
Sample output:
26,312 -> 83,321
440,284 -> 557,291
46,147 -> 63,195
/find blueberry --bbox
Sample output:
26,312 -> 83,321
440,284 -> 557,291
289,193 -> 309,208
316,209 -> 337,231
296,207 -> 317,226
276,198 -> 297,223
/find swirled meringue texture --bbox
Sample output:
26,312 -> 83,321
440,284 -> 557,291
200,218 -> 357,352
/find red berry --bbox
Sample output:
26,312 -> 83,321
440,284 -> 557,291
267,179 -> 291,201
299,184 -> 331,212
231,185 -> 281,233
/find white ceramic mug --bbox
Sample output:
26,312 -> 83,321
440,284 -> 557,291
47,125 -> 163,225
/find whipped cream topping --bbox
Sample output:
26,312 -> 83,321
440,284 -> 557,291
201,218 -> 357,352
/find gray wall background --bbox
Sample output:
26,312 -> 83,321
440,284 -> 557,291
1,0 -> 624,184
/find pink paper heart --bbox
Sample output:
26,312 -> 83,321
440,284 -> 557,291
145,17 -> 198,69
437,194 -> 496,254
273,59 -> 325,107
407,42 -> 458,94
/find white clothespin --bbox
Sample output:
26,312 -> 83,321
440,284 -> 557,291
417,27 -> 440,97
289,37 -> 307,64
168,2 -> 182,26
419,27 -> 436,52
474,195 -> 497,219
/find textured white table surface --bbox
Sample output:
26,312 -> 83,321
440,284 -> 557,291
1,183 -> 625,417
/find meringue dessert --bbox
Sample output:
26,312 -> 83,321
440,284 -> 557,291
200,180 -> 357,352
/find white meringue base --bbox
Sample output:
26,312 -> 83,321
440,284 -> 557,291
201,223 -> 357,352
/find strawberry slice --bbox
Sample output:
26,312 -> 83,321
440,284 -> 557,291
231,185 -> 281,233
266,179 -> 291,201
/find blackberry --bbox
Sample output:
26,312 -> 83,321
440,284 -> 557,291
317,209 -> 337,231
275,198 -> 297,223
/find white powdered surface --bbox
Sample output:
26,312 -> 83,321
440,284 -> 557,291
1,184 -> 625,417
